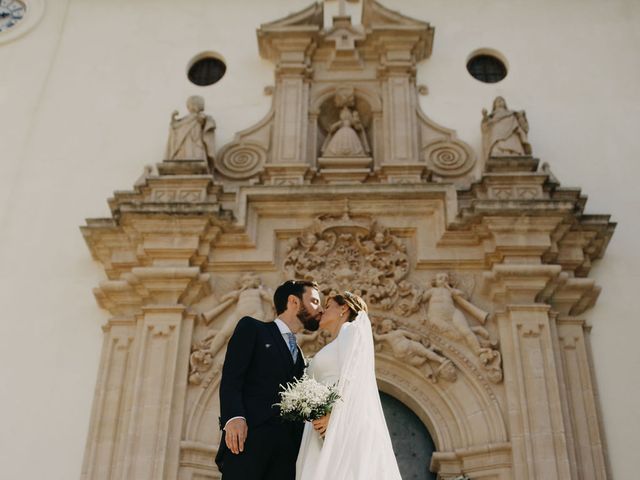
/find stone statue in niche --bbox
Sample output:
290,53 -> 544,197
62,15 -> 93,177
189,273 -> 273,385
373,318 -> 457,383
482,96 -> 531,158
165,95 -> 216,162
423,273 -> 502,382
321,90 -> 370,157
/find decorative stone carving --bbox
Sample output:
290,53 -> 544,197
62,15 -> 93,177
216,143 -> 267,180
423,139 -> 475,177
423,273 -> 502,382
214,109 -> 272,180
165,95 -> 216,163
321,88 -> 370,157
201,272 -> 273,324
482,96 -> 532,159
284,209 -> 409,309
133,164 -> 154,188
189,273 -> 273,385
373,318 -> 457,383
417,110 -> 476,181
324,12 -> 365,70
316,87 -> 373,183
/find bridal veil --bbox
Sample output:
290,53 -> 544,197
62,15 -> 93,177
305,311 -> 402,480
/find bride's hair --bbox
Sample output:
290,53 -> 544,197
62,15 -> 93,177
331,291 -> 367,322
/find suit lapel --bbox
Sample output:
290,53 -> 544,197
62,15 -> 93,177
294,347 -> 306,377
267,321 -> 295,375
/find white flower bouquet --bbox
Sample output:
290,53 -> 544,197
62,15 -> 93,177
275,374 -> 341,422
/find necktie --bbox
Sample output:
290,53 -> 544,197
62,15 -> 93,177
285,332 -> 298,362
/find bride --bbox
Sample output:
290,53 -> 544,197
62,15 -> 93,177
295,292 -> 402,480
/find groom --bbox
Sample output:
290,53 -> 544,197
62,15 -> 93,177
215,279 -> 323,479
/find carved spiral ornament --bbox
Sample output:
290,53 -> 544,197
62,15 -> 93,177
215,143 -> 266,179
424,140 -> 475,177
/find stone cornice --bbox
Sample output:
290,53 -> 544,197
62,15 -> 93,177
453,159 -> 615,278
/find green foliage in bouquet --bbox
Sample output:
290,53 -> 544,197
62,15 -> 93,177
275,374 -> 341,422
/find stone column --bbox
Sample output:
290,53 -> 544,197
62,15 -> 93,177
376,40 -> 426,181
382,73 -> 419,163
81,161 -> 219,479
486,266 -> 573,480
81,265 -> 207,480
119,305 -> 195,480
270,38 -> 314,165
555,318 -> 608,480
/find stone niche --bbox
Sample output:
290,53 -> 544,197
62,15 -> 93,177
80,1 -> 615,480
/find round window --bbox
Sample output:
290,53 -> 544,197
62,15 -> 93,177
187,54 -> 226,86
466,54 -> 507,84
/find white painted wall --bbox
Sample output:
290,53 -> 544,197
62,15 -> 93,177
0,0 -> 637,478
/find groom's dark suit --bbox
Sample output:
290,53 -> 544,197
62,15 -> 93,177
216,316 -> 305,480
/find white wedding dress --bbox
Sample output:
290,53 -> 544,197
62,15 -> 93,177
295,312 -> 402,480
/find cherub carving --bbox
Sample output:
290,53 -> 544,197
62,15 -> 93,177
189,273 -> 273,385
423,273 -> 502,382
188,330 -> 218,385
201,272 -> 273,324
373,319 -> 457,383
394,280 -> 424,316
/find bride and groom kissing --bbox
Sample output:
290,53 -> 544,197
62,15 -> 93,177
215,279 -> 402,480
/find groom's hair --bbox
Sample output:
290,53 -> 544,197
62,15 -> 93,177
273,280 -> 319,315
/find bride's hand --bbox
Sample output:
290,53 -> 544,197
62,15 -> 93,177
312,414 -> 330,436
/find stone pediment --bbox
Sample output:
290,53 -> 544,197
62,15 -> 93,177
361,0 -> 434,60
259,2 -> 324,30
257,3 -> 324,62
222,0 -> 466,187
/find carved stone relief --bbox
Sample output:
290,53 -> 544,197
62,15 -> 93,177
372,317 -> 457,383
423,273 -> 502,383
284,209 -> 503,383
482,96 -> 532,160
284,208 -> 409,309
165,95 -> 216,167
188,273 -> 273,386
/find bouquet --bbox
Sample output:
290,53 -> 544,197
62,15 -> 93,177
275,374 -> 341,422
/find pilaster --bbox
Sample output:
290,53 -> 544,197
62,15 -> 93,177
495,303 -> 572,480
81,159 -> 222,480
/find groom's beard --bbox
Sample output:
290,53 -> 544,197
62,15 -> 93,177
298,303 -> 320,332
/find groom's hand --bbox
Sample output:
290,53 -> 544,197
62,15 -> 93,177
225,418 -> 248,454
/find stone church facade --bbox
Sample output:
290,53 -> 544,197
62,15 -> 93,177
78,2 -> 615,479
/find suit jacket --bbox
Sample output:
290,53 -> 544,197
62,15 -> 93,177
216,316 -> 305,469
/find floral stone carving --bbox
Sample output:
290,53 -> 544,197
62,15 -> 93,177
284,210 -> 409,310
